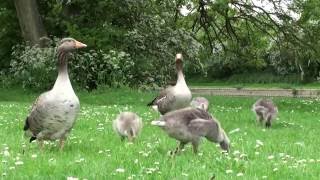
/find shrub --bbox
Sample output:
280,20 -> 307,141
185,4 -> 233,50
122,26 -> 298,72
71,50 -> 134,89
10,44 -> 56,90
9,41 -> 136,90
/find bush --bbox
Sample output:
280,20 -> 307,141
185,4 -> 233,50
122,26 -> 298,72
10,44 -> 56,89
9,41 -> 136,90
71,50 -> 134,89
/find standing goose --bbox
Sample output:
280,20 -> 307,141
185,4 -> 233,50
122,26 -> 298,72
147,53 -> 192,115
151,107 -> 230,154
23,38 -> 87,150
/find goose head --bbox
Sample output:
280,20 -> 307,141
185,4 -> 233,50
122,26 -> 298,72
57,38 -> 87,52
175,53 -> 183,71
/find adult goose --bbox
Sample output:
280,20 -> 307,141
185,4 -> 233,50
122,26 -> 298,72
23,38 -> 87,150
147,53 -> 192,115
151,107 -> 230,154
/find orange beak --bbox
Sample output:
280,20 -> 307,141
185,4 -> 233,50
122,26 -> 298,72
74,40 -> 87,49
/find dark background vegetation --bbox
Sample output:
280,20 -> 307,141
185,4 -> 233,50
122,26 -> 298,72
1,0 -> 320,90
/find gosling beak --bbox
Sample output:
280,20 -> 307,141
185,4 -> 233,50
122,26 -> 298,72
75,40 -> 87,49
175,53 -> 183,62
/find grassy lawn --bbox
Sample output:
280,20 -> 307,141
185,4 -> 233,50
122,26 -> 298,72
1,88 -> 320,179
188,81 -> 320,89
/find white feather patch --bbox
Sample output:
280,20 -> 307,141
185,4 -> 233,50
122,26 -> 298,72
151,105 -> 159,112
151,121 -> 166,126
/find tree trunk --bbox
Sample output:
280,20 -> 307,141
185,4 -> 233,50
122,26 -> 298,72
14,0 -> 47,46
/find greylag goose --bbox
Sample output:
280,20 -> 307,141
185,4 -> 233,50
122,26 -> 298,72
147,53 -> 192,115
151,107 -> 230,154
23,38 -> 87,150
252,98 -> 278,127
190,97 -> 210,111
113,112 -> 143,142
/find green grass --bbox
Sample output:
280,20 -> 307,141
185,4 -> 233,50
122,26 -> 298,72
188,81 -> 320,89
1,88 -> 320,179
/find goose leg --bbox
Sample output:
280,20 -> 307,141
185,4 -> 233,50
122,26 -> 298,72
38,140 -> 44,151
170,141 -> 186,155
59,138 -> 65,151
127,134 -> 133,142
120,136 -> 125,142
192,141 -> 199,154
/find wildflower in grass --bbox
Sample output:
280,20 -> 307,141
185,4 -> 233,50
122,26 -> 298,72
309,159 -> 315,163
15,161 -> 24,165
3,150 -> 10,157
67,177 -> 79,180
2,173 -> 7,176
229,128 -> 240,134
116,168 -> 125,173
294,142 -> 304,147
134,159 -> 139,164
2,160 -> 7,163
236,172 -> 244,177
154,161 -> 159,165
273,168 -> 278,172
233,150 -> 240,155
255,151 -> 260,155
75,158 -> 85,163
262,176 -> 267,179
98,150 -> 103,154
256,140 -> 263,146
31,154 -> 37,158
9,166 -> 15,170
268,155 -> 274,160
182,172 -> 189,176
226,169 -> 233,174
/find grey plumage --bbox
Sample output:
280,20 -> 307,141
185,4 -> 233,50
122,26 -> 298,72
252,98 -> 278,127
23,38 -> 86,150
151,107 -> 230,154
147,53 -> 192,115
113,112 -> 143,142
190,97 -> 210,111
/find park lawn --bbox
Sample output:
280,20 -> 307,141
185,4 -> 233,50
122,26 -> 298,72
188,81 -> 320,89
0,88 -> 320,179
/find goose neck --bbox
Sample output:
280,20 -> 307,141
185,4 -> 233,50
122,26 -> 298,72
53,50 -> 72,90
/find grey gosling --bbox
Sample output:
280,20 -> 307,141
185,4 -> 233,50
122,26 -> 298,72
190,97 -> 210,111
152,107 -> 230,154
147,53 -> 192,115
113,112 -> 142,142
252,98 -> 278,127
23,38 -> 87,150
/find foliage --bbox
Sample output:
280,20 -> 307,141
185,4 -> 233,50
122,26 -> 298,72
0,1 -> 21,69
9,41 -> 137,90
2,0 -> 320,88
10,44 -> 57,89
71,50 -> 134,89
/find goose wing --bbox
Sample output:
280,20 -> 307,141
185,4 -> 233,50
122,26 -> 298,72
188,118 -> 219,137
23,92 -> 50,135
147,86 -> 176,114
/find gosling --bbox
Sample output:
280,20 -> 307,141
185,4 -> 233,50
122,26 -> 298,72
190,97 -> 210,111
152,107 -> 230,154
252,98 -> 278,127
113,112 -> 142,142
